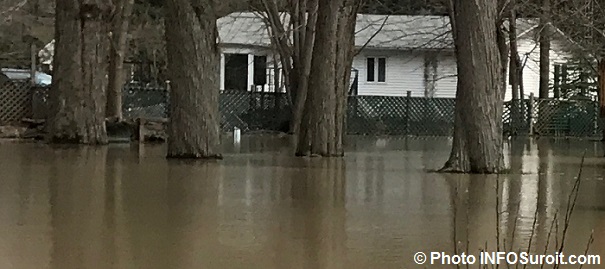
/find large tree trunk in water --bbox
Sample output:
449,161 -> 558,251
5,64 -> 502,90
164,0 -> 221,159
539,0 -> 551,99
289,0 -> 318,135
508,1 -> 521,101
295,0 -> 358,157
334,0 -> 358,154
508,3 -> 522,134
441,0 -> 505,173
106,0 -> 134,121
45,0 -> 111,144
598,59 -> 605,143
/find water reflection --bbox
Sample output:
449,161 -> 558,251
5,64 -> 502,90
0,137 -> 603,269
49,147 -> 110,269
166,161 -> 220,269
296,159 -> 346,269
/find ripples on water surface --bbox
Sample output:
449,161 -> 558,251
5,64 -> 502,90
0,136 -> 604,269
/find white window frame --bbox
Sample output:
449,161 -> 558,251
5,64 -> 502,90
366,57 -> 387,83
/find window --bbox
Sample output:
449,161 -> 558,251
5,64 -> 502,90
366,58 -> 375,81
366,57 -> 386,82
253,55 -> 267,85
224,54 -> 248,91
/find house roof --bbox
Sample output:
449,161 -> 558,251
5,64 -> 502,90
218,12 -> 541,51
38,12 -> 548,65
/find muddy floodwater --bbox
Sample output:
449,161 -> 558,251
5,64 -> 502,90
1,136 -> 605,269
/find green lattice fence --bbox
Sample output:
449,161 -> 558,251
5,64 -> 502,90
502,99 -> 531,135
408,97 -> 455,136
347,96 -> 455,136
219,91 -> 290,132
0,80 -> 33,124
123,85 -> 169,119
30,85 -> 172,121
347,96 -> 408,135
18,84 -> 605,139
532,98 -> 599,138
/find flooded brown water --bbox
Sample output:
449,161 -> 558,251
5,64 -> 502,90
0,136 -> 604,269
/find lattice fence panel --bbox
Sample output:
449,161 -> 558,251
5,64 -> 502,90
347,96 -> 455,136
347,97 -> 379,135
220,91 -> 289,132
122,85 -> 169,119
121,88 -> 290,132
347,96 -> 408,135
0,80 -> 33,124
532,98 -> 599,137
20,83 -> 605,139
407,97 -> 455,136
503,99 -> 531,135
568,101 -> 597,137
220,91 -> 252,131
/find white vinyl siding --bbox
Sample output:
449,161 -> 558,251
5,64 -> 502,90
504,39 -> 570,101
434,53 -> 457,98
354,50 -> 457,98
355,50 -> 425,96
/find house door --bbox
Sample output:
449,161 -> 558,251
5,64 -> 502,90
224,54 -> 248,91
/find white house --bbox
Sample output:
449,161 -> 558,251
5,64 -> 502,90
217,12 -> 572,101
39,12 -> 572,101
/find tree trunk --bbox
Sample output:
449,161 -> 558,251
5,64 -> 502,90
440,0 -> 505,173
106,0 -> 134,122
289,0 -> 318,135
509,4 -> 520,100
295,0 -> 349,157
45,0 -> 112,144
598,59 -> 605,143
164,0 -> 221,159
497,0 -> 509,90
539,0 -> 551,99
509,3 -> 522,133
333,0 -> 359,154
497,28 -> 508,91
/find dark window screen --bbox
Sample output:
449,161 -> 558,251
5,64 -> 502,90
378,58 -> 386,82
254,55 -> 267,85
367,58 -> 375,82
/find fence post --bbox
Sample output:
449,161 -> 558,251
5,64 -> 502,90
528,92 -> 534,136
405,91 -> 411,135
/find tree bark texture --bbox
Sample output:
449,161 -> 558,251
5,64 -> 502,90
441,0 -> 505,173
508,3 -> 522,133
295,0 -> 359,157
538,0 -> 551,99
106,0 -> 134,121
497,0 -> 509,90
334,0 -> 359,154
598,59 -> 605,142
509,3 -> 521,101
45,0 -> 112,144
164,0 -> 221,159
289,0 -> 318,135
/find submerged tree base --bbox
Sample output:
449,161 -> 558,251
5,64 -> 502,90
439,159 -> 505,174
295,152 -> 344,158
166,153 -> 223,160
46,133 -> 108,145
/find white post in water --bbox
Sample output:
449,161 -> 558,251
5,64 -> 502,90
234,127 -> 241,144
